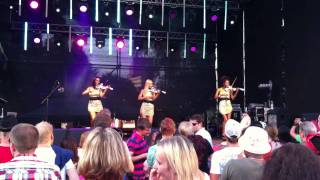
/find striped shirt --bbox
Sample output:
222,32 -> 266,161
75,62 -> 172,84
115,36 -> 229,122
0,155 -> 61,180
127,131 -> 149,180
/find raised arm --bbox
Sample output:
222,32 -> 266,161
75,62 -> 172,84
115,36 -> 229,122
82,87 -> 90,96
100,88 -> 108,97
230,88 -> 239,100
138,90 -> 145,101
214,89 -> 220,100
152,92 -> 160,101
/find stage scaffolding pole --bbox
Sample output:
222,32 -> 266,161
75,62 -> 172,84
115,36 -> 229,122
242,10 -> 247,112
214,42 -> 219,111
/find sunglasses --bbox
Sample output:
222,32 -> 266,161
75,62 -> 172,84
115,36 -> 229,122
192,123 -> 198,126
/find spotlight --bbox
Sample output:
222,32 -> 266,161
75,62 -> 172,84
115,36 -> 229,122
115,39 -> 125,49
148,14 -> 154,19
56,42 -> 61,47
9,5 -> 13,10
230,16 -> 236,25
146,6 -> 155,19
79,4 -> 88,13
230,20 -> 235,25
77,38 -> 85,47
96,37 -> 105,49
30,1 -> 39,9
125,5 -> 134,16
190,46 -> 197,52
33,37 -> 41,44
211,15 -> 218,22
170,48 -> 174,52
56,8 -> 61,13
105,12 -> 109,16
135,46 -> 140,50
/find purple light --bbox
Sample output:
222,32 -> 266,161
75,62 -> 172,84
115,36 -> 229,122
116,40 -> 125,49
30,1 -> 39,9
33,37 -> 40,44
126,9 -> 134,16
77,39 -> 85,47
79,5 -> 87,13
211,15 -> 218,22
190,46 -> 197,52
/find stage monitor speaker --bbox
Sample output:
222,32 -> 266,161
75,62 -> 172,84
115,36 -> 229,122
266,108 -> 289,128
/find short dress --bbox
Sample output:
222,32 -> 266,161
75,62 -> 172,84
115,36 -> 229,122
218,88 -> 233,115
140,90 -> 154,117
88,88 -> 103,113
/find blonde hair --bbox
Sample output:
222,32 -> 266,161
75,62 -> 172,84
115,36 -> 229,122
78,127 -> 131,180
178,121 -> 194,136
157,136 -> 200,180
35,121 -> 53,144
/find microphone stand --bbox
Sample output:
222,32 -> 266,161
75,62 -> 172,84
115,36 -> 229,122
41,82 -> 60,121
0,97 -> 8,119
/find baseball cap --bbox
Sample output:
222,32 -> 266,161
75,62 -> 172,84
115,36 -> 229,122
225,119 -> 242,139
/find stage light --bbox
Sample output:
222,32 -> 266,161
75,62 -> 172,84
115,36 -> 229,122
79,5 -> 87,13
129,29 -> 133,56
56,42 -> 61,46
56,8 -> 60,13
105,12 -> 109,16
30,1 -> 39,9
191,46 -> 197,52
115,39 -> 125,49
9,5 -> 13,10
135,46 -> 140,50
230,20 -> 235,25
108,28 -> 112,55
146,6 -> 155,19
148,14 -> 154,19
33,37 -> 40,44
211,15 -> 218,22
89,26 -> 93,54
125,5 -> 134,16
96,36 -> 105,49
95,0 -> 99,22
77,38 -> 85,47
170,48 -> 174,52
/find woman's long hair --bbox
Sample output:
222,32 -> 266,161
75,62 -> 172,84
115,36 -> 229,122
78,127 -> 131,180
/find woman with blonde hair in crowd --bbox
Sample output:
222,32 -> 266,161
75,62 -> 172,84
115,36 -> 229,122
78,127 -> 133,180
150,136 -> 209,180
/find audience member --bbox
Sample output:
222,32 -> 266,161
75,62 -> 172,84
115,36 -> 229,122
35,121 -> 79,180
221,126 -> 271,180
188,135 -> 213,174
190,114 -> 213,147
78,131 -> 90,160
265,126 -> 282,151
60,136 -> 79,165
291,120 -> 317,145
0,115 -> 18,163
78,127 -> 132,180
127,118 -> 151,180
93,109 -> 113,128
262,143 -> 320,180
150,136 -> 209,180
210,119 -> 243,180
0,123 -> 61,179
146,117 -> 176,169
178,121 -> 194,136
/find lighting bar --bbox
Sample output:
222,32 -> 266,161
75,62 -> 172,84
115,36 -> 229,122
183,34 -> 186,58
95,0 -> 99,22
202,33 -> 206,59
183,0 -> 186,28
46,23 -> 50,51
203,0 -> 206,29
117,0 -> 120,24
24,22 -> 28,51
148,30 -> 151,55
68,25 -> 72,52
161,0 -> 164,26
139,0 -> 142,25
109,27 -> 112,55
69,0 -> 73,20
90,26 -> 93,54
45,0 -> 48,18
129,29 -> 133,56
224,1 -> 228,30
166,32 -> 169,57
19,0 -> 22,16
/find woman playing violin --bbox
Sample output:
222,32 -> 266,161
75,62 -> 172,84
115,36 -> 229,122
214,76 -> 239,137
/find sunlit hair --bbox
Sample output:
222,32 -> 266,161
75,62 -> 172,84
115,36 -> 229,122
144,79 -> 153,88
157,136 -> 200,180
78,127 -> 131,180
160,117 -> 176,136
35,121 -> 53,144
178,121 -> 194,136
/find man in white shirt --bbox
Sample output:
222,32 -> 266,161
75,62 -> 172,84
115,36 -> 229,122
35,121 -> 79,180
210,119 -> 243,180
190,114 -> 213,147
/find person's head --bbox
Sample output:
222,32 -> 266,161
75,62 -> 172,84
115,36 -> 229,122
299,121 -> 317,142
9,123 -> 39,155
160,117 -> 176,137
187,135 -> 212,169
178,121 -> 194,136
265,126 -> 279,142
220,76 -> 230,87
154,136 -> 199,180
189,114 -> 204,133
93,111 -> 113,128
92,77 -> 101,87
136,118 -> 151,137
35,121 -> 54,145
225,119 -> 242,144
144,79 -> 153,89
262,143 -> 320,180
238,126 -> 271,158
61,136 -> 79,164
79,131 -> 90,148
78,127 -> 131,180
